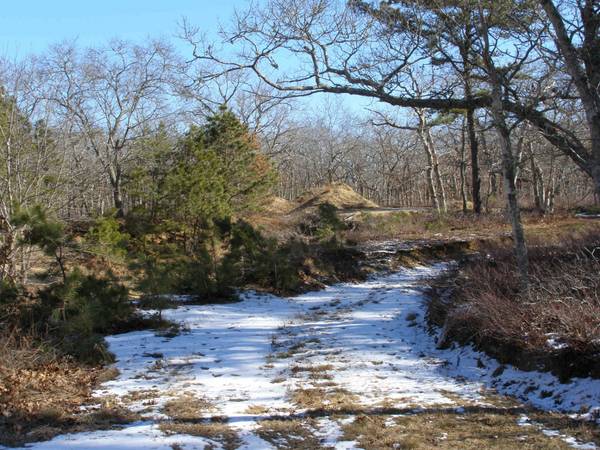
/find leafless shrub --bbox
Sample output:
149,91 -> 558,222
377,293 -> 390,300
444,229 -> 600,377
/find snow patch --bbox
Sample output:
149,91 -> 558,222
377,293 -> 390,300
6,263 -> 599,449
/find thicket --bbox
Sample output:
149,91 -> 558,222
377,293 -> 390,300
1,206 -> 133,364
1,107 -> 360,367
429,229 -> 600,380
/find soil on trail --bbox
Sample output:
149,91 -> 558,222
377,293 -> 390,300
7,264 -> 599,449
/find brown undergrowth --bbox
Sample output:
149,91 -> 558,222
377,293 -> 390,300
344,209 -> 589,243
0,310 -> 177,447
0,333 -> 135,447
158,394 -> 241,450
340,406 -> 577,450
427,227 -> 600,380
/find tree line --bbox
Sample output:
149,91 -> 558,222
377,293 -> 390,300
191,0 -> 600,288
1,0 -> 599,292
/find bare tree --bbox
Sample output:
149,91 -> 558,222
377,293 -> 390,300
475,1 -> 545,289
40,39 -> 178,216
188,0 -> 476,109
0,58 -> 68,282
537,0 -> 600,203
371,108 -> 448,212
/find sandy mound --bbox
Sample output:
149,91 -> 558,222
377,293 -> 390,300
294,182 -> 378,210
262,196 -> 296,214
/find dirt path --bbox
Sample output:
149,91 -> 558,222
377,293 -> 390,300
10,265 -> 598,449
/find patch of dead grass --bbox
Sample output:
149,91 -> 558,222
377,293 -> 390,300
528,410 -> 600,447
256,418 -> 331,449
245,404 -> 270,415
291,386 -> 360,412
290,364 -> 334,376
161,393 -> 215,420
2,402 -> 141,447
160,420 -> 241,450
341,408 -> 577,450
120,389 -> 160,404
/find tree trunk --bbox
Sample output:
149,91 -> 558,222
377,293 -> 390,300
416,110 -> 446,213
530,154 -> 543,211
461,22 -> 482,215
426,128 -> 448,212
480,9 -> 529,290
592,134 -> 600,204
0,215 -> 17,283
459,120 -> 468,213
112,184 -> 124,218
494,112 -> 529,291
108,165 -> 124,218
425,164 -> 440,212
466,107 -> 482,213
460,162 -> 468,213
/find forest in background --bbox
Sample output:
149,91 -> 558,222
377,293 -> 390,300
1,1 -> 600,444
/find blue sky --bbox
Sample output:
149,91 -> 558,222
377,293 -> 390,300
0,1 -> 243,56
0,0 -> 373,115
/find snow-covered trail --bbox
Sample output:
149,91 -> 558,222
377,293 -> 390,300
11,264 -> 599,449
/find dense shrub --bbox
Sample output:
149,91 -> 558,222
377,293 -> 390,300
270,239 -> 314,293
219,220 -> 277,287
0,280 -> 30,331
33,271 -> 132,363
120,108 -> 280,299
433,230 -> 600,379
132,235 -> 221,302
314,203 -> 347,242
299,202 -> 349,243
47,271 -> 131,334
12,205 -> 70,281
86,213 -> 130,262
218,220 -> 349,294
176,251 -> 219,297
1,272 -> 132,364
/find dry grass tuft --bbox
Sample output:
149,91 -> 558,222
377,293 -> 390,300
160,420 -> 241,450
262,196 -> 296,215
294,182 -> 378,211
290,364 -> 334,375
256,418 -> 330,449
244,404 -> 270,415
341,408 -> 577,449
161,393 -> 215,420
291,386 -> 360,412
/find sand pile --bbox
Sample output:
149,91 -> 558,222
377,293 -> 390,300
262,196 -> 297,214
294,182 -> 378,210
